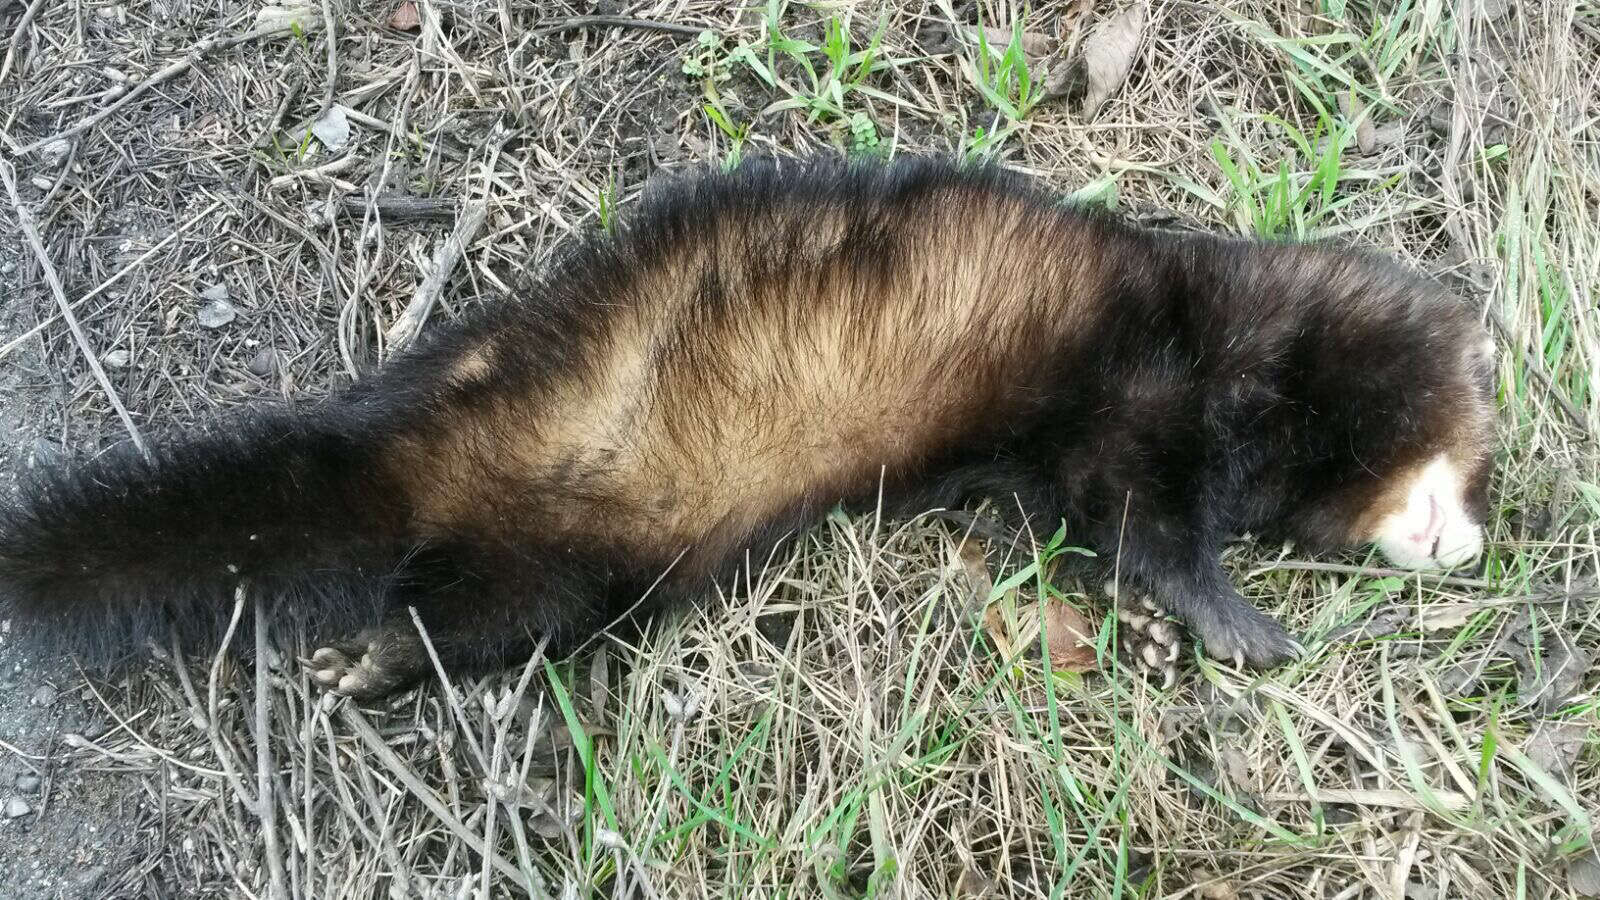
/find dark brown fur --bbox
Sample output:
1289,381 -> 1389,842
0,156 -> 1496,695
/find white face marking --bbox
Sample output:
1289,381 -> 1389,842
1371,454 -> 1484,570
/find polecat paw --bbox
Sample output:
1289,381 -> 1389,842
1106,583 -> 1183,688
305,626 -> 426,699
1186,601 -> 1299,670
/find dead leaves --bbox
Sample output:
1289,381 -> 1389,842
957,536 -> 1101,673
1572,848 -> 1600,898
969,3 -> 1148,118
984,595 -> 1100,672
1338,89 -> 1377,155
1512,625 -> 1591,715
1523,718 -> 1587,779
309,105 -> 349,151
1078,3 -> 1147,116
252,2 -> 322,35
387,0 -> 419,31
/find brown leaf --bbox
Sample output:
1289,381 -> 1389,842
1524,719 -> 1587,779
956,867 -> 1000,897
1040,598 -> 1100,672
1339,90 -> 1377,155
1057,0 -> 1094,40
388,0 -> 419,31
1196,878 -> 1239,900
1217,746 -> 1251,790
1572,847 -> 1600,898
972,25 -> 1055,58
1372,120 -> 1406,150
1513,626 -> 1591,715
955,536 -> 993,601
983,592 -> 1099,673
1080,3 -> 1147,116
1418,602 -> 1479,632
588,645 -> 610,719
982,598 -> 1014,660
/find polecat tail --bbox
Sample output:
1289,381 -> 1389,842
0,405 -> 414,661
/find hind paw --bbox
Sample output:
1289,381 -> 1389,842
1105,583 -> 1183,688
305,627 -> 425,700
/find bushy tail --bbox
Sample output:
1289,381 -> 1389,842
0,406 -> 415,661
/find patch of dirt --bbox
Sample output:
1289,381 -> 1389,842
0,261 -> 158,898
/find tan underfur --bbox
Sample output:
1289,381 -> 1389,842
446,348 -> 493,385
401,190 -> 1105,553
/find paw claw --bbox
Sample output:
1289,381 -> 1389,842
1113,587 -> 1185,688
310,647 -> 349,668
303,627 -> 426,700
306,641 -> 388,699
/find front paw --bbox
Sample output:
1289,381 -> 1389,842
1186,600 -> 1299,670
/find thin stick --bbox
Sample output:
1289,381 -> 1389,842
1252,559 -> 1493,590
254,595 -> 288,900
0,159 -> 146,455
317,0 -> 337,116
0,0 -> 47,87
337,705 -> 538,895
206,589 -> 259,807
337,193 -> 458,223
267,154 -> 357,191
530,15 -> 707,38
404,606 -> 490,770
385,200 -> 488,348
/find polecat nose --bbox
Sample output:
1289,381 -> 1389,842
1411,494 -> 1445,557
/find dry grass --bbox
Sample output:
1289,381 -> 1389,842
0,0 -> 1597,898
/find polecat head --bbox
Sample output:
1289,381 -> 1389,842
1261,259 -> 1498,572
1334,333 -> 1494,572
1354,334 -> 1497,570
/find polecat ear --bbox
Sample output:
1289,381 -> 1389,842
1476,334 -> 1498,395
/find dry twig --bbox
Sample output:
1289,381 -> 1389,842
0,158 -> 147,455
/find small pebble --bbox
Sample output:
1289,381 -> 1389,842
15,774 -> 40,793
39,140 -> 70,164
0,260 -> 15,275
247,349 -> 276,377
30,683 -> 57,706
3,797 -> 31,819
102,349 -> 131,369
197,299 -> 237,329
197,283 -> 229,302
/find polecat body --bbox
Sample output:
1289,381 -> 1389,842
0,157 -> 1496,696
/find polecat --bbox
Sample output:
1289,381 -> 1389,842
0,157 -> 1496,697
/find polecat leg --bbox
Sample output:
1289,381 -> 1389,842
304,541 -> 647,699
1103,533 -> 1300,670
1150,571 -> 1298,669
